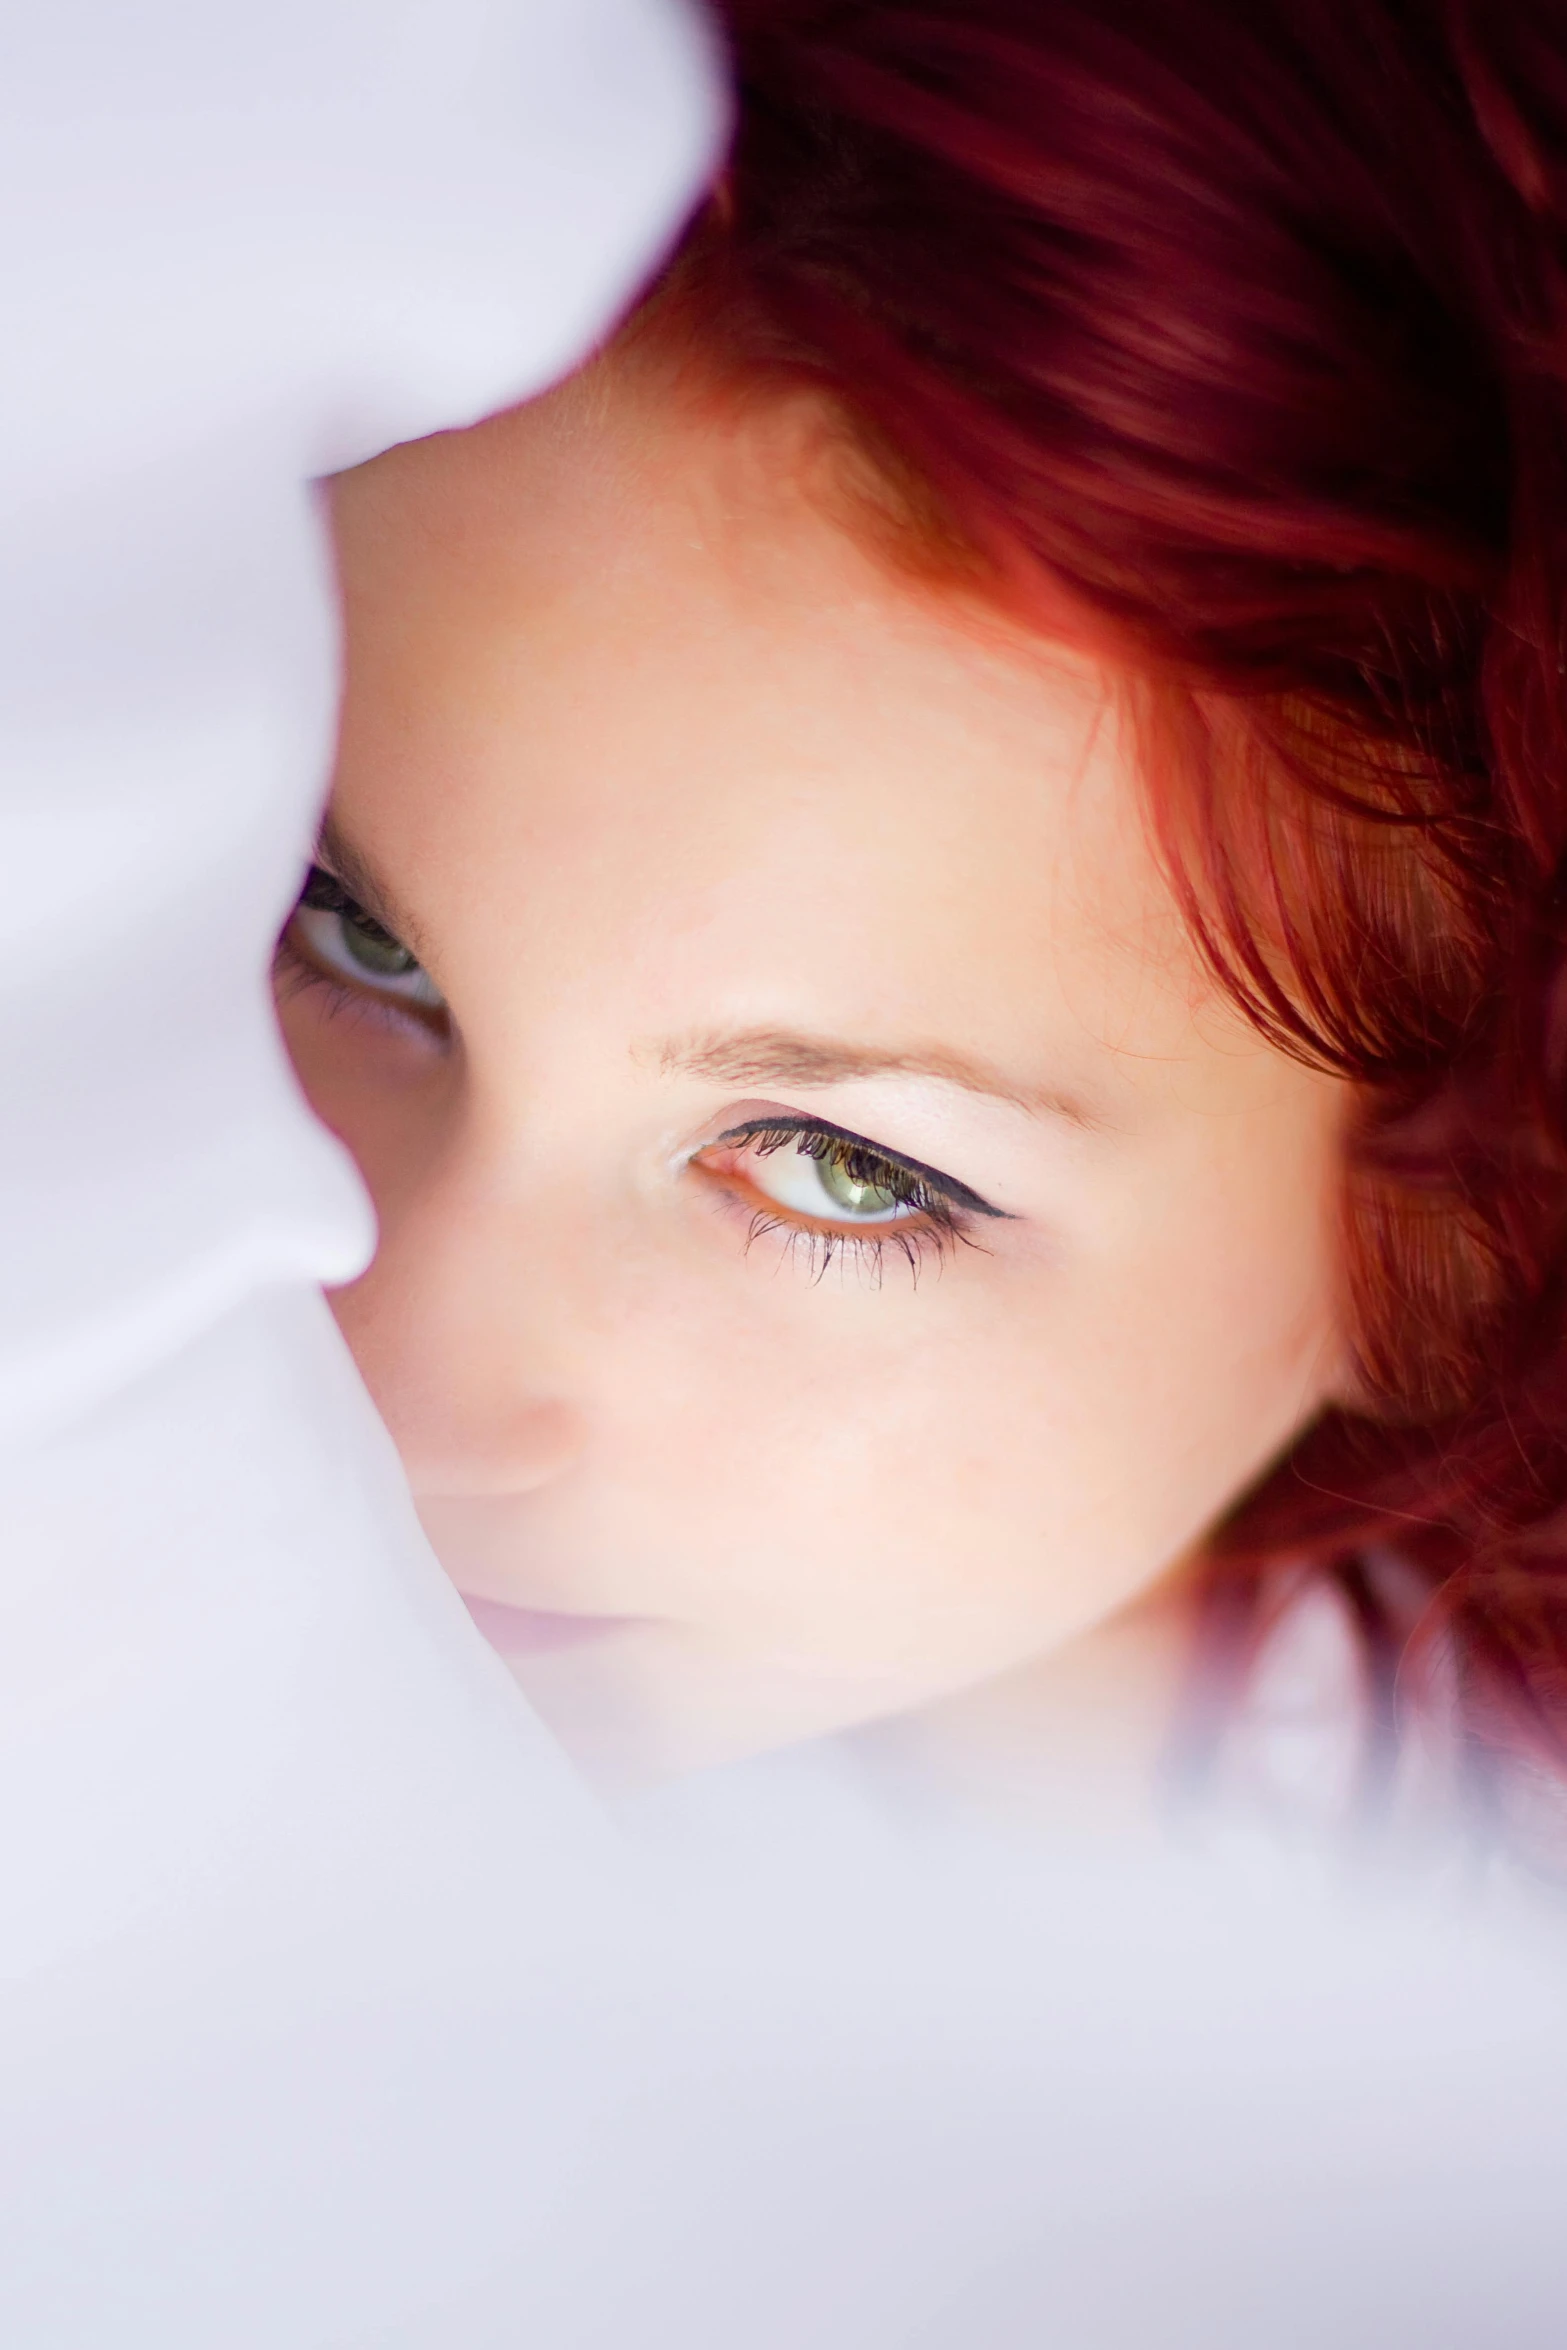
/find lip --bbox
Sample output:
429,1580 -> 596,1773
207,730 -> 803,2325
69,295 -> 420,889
459,1592 -> 637,1658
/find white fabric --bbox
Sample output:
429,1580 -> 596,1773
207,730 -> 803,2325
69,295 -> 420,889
0,0 -> 720,1437
0,4 -> 723,2335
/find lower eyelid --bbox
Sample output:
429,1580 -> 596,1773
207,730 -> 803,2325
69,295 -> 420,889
274,933 -> 447,1039
279,928 -> 355,998
715,1191 -> 963,1288
275,932 -> 333,990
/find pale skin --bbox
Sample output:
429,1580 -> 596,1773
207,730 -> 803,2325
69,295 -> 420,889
276,346 -> 1350,1788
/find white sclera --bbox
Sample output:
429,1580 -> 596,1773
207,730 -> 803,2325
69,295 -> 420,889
744,1137 -> 916,1225
291,903 -> 448,1011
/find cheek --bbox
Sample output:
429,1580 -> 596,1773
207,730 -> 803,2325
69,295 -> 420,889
569,1129 -> 1344,1702
563,1257 -> 1174,1696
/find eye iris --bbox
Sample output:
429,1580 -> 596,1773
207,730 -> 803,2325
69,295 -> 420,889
814,1146 -> 904,1217
341,911 -> 417,978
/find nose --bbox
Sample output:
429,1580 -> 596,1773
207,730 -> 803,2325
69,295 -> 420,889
328,1134 -> 592,1503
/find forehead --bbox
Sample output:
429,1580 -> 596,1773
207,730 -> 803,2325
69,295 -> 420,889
329,360 -> 1238,1096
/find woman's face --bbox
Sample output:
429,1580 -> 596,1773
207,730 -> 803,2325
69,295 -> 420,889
278,354 -> 1349,1781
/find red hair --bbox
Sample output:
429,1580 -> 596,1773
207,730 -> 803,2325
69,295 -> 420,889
661,0 -> 1567,1822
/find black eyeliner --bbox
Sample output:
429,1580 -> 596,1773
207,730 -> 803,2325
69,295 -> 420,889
712,1114 -> 1013,1219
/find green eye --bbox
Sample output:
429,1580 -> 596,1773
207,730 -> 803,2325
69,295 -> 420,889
340,910 -> 418,978
705,1115 -> 1005,1262
287,864 -> 446,1014
814,1148 -> 905,1218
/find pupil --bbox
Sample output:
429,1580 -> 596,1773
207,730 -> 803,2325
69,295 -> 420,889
341,912 -> 416,978
815,1147 -> 901,1217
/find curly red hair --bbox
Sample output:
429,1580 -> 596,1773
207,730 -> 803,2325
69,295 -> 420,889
654,0 -> 1567,1813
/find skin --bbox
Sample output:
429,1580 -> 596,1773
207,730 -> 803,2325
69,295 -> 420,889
276,347 -> 1350,1787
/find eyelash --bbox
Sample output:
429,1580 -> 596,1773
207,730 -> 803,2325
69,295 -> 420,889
704,1119 -> 987,1287
276,873 -> 993,1289
273,866 -> 448,1040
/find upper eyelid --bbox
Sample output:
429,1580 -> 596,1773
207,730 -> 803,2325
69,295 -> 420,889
300,864 -> 372,928
306,845 -> 430,963
302,862 -> 399,937
710,1115 -> 1012,1220
297,869 -> 437,983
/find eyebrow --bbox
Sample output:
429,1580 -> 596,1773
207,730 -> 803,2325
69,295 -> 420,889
654,1027 -> 1101,1129
315,815 -> 431,961
303,841 -> 1101,1133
